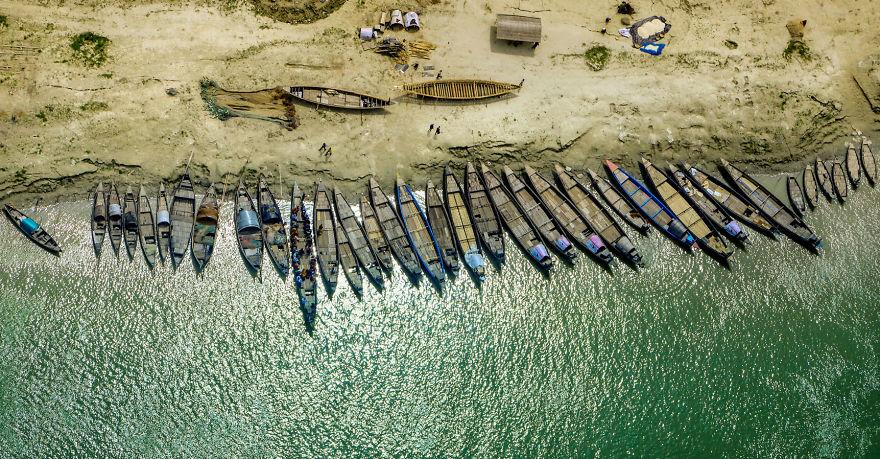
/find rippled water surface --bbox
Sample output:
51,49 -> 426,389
1,185 -> 879,456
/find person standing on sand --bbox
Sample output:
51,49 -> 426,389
326,147 -> 332,158
319,143 -> 327,152
428,123 -> 434,135
435,126 -> 441,136
436,70 -> 443,80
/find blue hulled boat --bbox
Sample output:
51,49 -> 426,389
395,177 -> 446,283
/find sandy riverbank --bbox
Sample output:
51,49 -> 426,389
0,0 -> 878,204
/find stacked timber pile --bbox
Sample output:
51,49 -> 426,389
374,38 -> 435,64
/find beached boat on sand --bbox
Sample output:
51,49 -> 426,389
587,168 -> 651,234
91,182 -> 107,258
108,183 -> 123,256
481,164 -> 552,270
667,164 -> 748,244
523,165 -> 611,263
719,159 -> 821,251
156,183 -> 172,264
555,165 -> 643,267
137,185 -> 158,269
396,177 -> 445,283
257,175 -> 290,277
786,176 -> 805,218
444,166 -> 487,280
313,182 -> 339,290
290,184 -> 317,319
334,188 -> 384,287
191,184 -> 219,272
402,79 -> 521,101
169,168 -> 196,268
641,159 -> 731,261
680,162 -> 776,238
359,194 -> 394,272
425,180 -> 460,273
465,162 -> 505,262
859,138 -> 877,186
122,186 -> 139,260
368,177 -> 421,278
3,204 -> 62,255
802,166 -> 819,209
288,86 -> 393,110
234,179 -> 263,274
831,161 -> 848,202
504,166 -> 577,261
815,159 -> 834,200
845,142 -> 861,188
606,160 -> 696,250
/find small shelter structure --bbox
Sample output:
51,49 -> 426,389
389,10 -> 404,31
495,14 -> 542,46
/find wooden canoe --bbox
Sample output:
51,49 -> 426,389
555,165 -> 643,267
845,142 -> 861,188
606,160 -> 696,250
137,185 -> 158,269
679,162 -> 776,238
667,164 -> 749,244
359,194 -> 394,272
368,177 -> 421,278
91,182 -> 107,258
257,175 -> 290,277
523,165 -> 610,263
587,168 -> 651,234
234,179 -> 263,275
402,79 -> 521,101
641,159 -> 732,261
122,185 -> 139,261
425,180 -> 460,273
288,86 -> 394,110
396,177 -> 446,283
334,188 -> 384,287
107,183 -> 123,256
719,159 -> 821,251
505,166 -> 577,261
156,183 -> 172,264
860,138 -> 877,186
815,159 -> 834,200
444,165 -> 487,280
290,183 -> 317,318
313,181 -> 339,289
831,161 -> 848,202
191,184 -> 219,272
3,204 -> 62,255
169,168 -> 196,268
334,211 -> 363,294
465,162 -> 505,262
802,166 -> 819,209
481,163 -> 552,270
786,176 -> 805,218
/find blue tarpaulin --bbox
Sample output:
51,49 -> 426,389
530,244 -> 549,261
21,217 -> 39,235
724,220 -> 742,237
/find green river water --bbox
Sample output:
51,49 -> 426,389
1,179 -> 878,457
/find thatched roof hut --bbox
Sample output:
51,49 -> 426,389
495,14 -> 541,43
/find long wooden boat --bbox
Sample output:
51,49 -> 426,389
155,183 -> 172,264
815,159 -> 834,200
290,183 -> 317,318
334,188 -> 383,287
786,176 -> 806,218
3,204 -> 62,255
555,165 -> 643,267
680,162 -> 776,238
368,177 -> 421,277
605,160 -> 696,250
719,159 -> 822,251
191,184 -> 219,272
443,166 -> 487,280
396,177 -> 445,283
288,86 -> 393,110
122,185 -> 139,260
802,166 -> 819,209
334,215 -> 363,294
425,180 -> 460,273
504,166 -> 577,261
523,165 -> 610,263
641,159 -> 731,260
169,168 -> 196,268
667,164 -> 748,244
587,169 -> 651,233
313,181 -> 339,289
137,185 -> 158,269
359,194 -> 394,272
234,179 -> 263,274
831,161 -> 848,202
481,164 -> 552,270
91,182 -> 107,257
845,142 -> 861,188
859,138 -> 877,186
402,79 -> 521,101
258,176 -> 290,276
465,162 -> 505,262
108,183 -> 123,256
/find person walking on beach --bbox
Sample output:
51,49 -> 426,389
428,123 -> 434,135
435,126 -> 441,136
326,147 -> 332,158
319,143 -> 327,153
436,70 -> 443,80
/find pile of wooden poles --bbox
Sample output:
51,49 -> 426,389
373,38 -> 436,64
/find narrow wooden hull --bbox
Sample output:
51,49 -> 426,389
257,176 -> 290,277
234,182 -> 263,275
425,180 -> 460,273
815,159 -> 834,200
170,171 -> 196,268
335,217 -> 363,294
786,176 -> 805,218
396,178 -> 445,283
845,143 -> 861,188
91,182 -> 107,258
313,182 -> 339,290
192,186 -> 219,272
288,86 -> 393,110
465,162 -> 505,262
3,204 -> 62,255
290,184 -> 317,320
368,177 -> 421,278
137,185 -> 158,269
108,184 -> 123,256
587,169 -> 651,234
831,162 -> 848,202
443,166 -> 487,280
860,139 -> 877,186
802,166 -> 819,209
334,188 -> 384,287
156,184 -> 172,264
402,79 -> 521,101
668,164 -> 748,244
359,194 -> 394,272
122,188 -> 139,261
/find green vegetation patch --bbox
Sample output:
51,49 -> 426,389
584,45 -> 611,71
80,101 -> 109,112
783,40 -> 812,62
70,32 -> 111,67
0,15 -> 8,28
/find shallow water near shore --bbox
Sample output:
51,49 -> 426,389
1,184 -> 879,456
